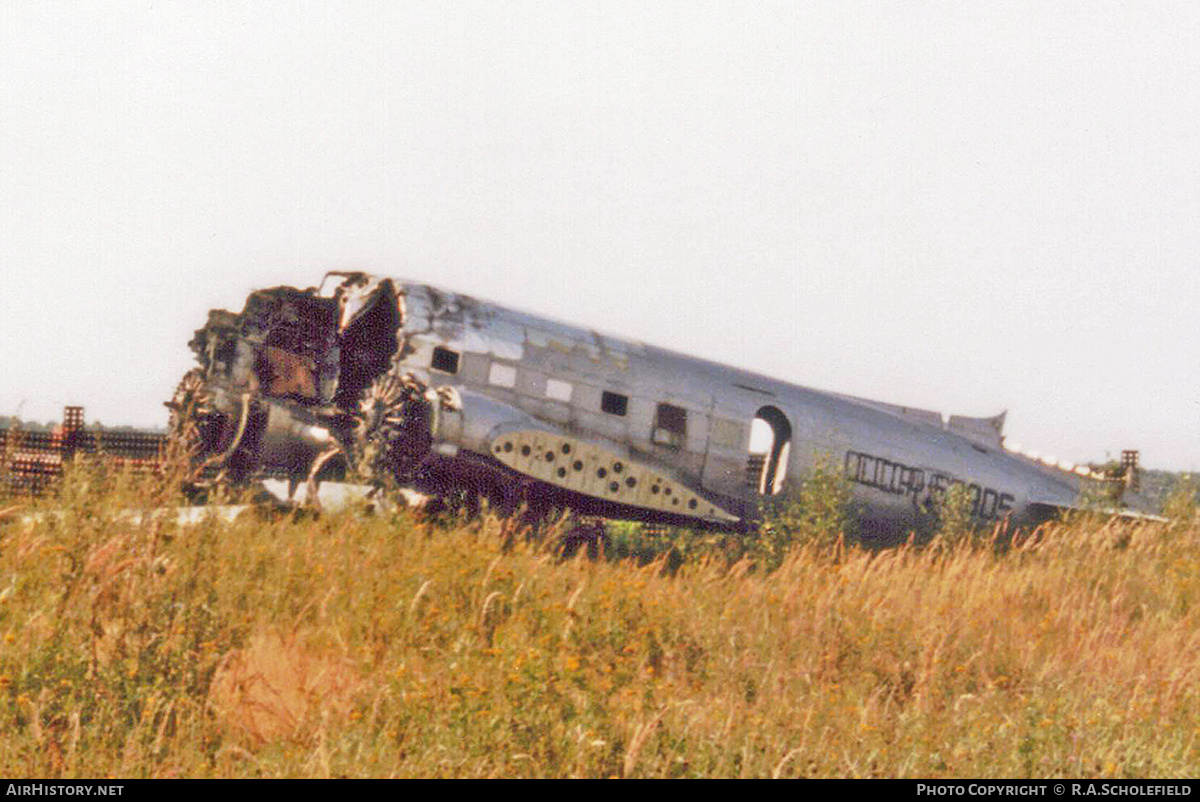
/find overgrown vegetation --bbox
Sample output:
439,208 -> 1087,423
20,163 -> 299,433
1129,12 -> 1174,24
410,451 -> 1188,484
1,460 -> 1199,777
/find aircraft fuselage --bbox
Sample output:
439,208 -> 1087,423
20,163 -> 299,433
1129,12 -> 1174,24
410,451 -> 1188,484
175,272 -> 1151,538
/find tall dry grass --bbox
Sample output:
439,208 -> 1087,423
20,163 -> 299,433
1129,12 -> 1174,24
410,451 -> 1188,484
0,461 -> 1198,777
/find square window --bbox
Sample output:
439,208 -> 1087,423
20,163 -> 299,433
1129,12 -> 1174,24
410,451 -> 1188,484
601,391 -> 628,417
653,403 -> 687,448
545,378 -> 573,402
488,362 -> 517,388
431,346 -> 460,374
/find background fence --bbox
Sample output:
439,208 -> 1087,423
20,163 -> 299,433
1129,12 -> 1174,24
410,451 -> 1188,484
0,406 -> 168,495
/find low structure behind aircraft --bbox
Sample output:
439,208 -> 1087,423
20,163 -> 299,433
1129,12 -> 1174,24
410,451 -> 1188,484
167,272 -> 1157,539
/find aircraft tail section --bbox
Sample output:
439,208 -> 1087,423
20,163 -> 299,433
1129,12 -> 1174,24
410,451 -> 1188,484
946,412 -> 1006,450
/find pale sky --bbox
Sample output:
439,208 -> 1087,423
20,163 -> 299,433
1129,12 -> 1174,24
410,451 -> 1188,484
2,2 -> 1198,471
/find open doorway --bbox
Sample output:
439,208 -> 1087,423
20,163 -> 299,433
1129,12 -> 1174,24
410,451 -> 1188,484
748,406 -> 792,496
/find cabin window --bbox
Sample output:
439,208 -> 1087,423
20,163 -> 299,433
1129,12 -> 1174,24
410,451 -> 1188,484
652,403 -> 687,449
431,346 -> 460,374
489,362 -> 517,388
601,391 -> 628,417
545,378 -> 573,402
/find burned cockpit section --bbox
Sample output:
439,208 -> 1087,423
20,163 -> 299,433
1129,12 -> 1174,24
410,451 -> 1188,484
167,273 -> 450,496
184,283 -> 335,402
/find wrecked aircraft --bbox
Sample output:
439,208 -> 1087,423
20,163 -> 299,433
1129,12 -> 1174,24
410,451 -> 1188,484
167,272 -> 1156,539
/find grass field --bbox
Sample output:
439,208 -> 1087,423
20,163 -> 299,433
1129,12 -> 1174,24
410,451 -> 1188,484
1,463 -> 1198,778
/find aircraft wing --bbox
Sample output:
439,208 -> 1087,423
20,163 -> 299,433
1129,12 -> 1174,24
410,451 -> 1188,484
828,393 -> 1006,450
440,388 -> 740,525
487,426 -> 740,524
1027,500 -> 1168,524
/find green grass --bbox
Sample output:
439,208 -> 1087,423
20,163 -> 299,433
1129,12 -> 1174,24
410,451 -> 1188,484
1,460 -> 1199,777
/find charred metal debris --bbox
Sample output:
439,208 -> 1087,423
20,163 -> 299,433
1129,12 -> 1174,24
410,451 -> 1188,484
166,273 -> 458,500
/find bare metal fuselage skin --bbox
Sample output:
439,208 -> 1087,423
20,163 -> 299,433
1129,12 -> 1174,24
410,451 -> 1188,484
178,272 -> 1151,538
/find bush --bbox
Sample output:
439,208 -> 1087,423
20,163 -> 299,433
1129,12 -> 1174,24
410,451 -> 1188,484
933,482 -> 980,549
755,455 -> 856,568
1163,474 -> 1199,531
